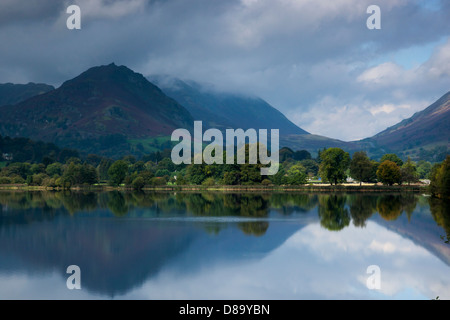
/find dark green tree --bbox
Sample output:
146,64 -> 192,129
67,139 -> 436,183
380,154 -> 403,167
401,157 -> 418,185
46,162 -> 63,177
108,160 -> 129,186
300,159 -> 319,177
318,195 -> 350,231
293,150 -> 312,161
319,148 -> 350,185
416,160 -> 432,179
350,151 -> 373,185
132,176 -> 145,190
430,156 -> 450,199
97,158 -> 113,181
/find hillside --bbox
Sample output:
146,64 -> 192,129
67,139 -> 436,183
151,76 -> 356,155
0,83 -> 54,107
0,64 -> 193,157
359,91 -> 450,161
150,76 -> 308,136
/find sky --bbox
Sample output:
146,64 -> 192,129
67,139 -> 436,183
1,221 -> 449,299
0,0 -> 449,141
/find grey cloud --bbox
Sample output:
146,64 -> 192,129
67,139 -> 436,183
0,0 -> 448,140
0,0 -> 67,26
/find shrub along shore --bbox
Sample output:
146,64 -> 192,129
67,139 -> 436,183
0,183 -> 427,193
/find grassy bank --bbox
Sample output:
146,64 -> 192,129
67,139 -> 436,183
0,183 -> 428,193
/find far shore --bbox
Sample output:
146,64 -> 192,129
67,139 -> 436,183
0,183 -> 428,193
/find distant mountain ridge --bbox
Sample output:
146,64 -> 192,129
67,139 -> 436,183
0,64 -> 447,160
359,91 -> 450,161
0,64 -> 193,157
149,75 -> 308,136
150,75 -> 357,155
0,83 -> 54,107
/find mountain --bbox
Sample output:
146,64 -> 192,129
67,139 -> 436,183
150,76 -> 357,155
149,76 -> 308,136
360,91 -> 450,161
0,83 -> 54,107
0,64 -> 193,157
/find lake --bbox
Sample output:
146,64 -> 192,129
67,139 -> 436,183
0,191 -> 448,300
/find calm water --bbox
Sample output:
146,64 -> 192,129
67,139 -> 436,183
0,191 -> 448,300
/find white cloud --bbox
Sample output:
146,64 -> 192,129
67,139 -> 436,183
424,38 -> 450,78
117,221 -> 450,300
357,62 -> 405,86
369,103 -> 411,116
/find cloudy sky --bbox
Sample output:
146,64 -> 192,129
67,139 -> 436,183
0,0 -> 449,141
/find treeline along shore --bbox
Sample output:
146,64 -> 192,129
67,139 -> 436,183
0,134 -> 448,199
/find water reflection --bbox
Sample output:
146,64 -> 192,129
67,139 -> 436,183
0,191 -> 448,237
0,191 -> 449,299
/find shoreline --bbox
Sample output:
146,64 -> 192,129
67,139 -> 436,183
0,184 -> 428,193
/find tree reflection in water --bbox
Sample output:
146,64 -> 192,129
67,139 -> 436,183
429,197 -> 450,245
0,191 -> 447,237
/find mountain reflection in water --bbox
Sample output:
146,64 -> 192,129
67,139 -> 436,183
0,191 -> 448,299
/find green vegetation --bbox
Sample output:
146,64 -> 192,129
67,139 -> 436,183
319,148 -> 350,185
401,157 -> 419,185
380,153 -> 404,167
2,191 -> 442,237
350,151 -> 375,185
430,156 -> 450,199
0,133 -> 444,190
377,160 -> 402,186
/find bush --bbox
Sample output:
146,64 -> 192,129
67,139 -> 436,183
151,177 -> 167,186
430,156 -> 450,199
132,177 -> 145,190
30,173 -> 49,186
0,177 -> 12,184
202,177 -> 216,186
11,175 -> 25,184
176,176 -> 187,186
261,179 -> 272,186
42,177 -> 57,188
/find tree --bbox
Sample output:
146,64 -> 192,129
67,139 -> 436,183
318,195 -> 350,231
380,154 -> 403,167
377,160 -> 401,186
62,162 -> 98,186
186,164 -> 207,185
416,160 -> 432,179
132,176 -> 145,190
240,164 -> 262,185
46,162 -> 63,177
108,160 -> 129,186
300,159 -> 319,177
97,158 -> 113,181
319,148 -> 350,185
223,171 -> 240,185
286,164 -> 307,185
377,195 -> 403,221
401,157 -> 418,185
350,151 -> 373,186
202,177 -> 216,186
293,150 -> 311,161
430,156 -> 450,199
368,160 -> 380,183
